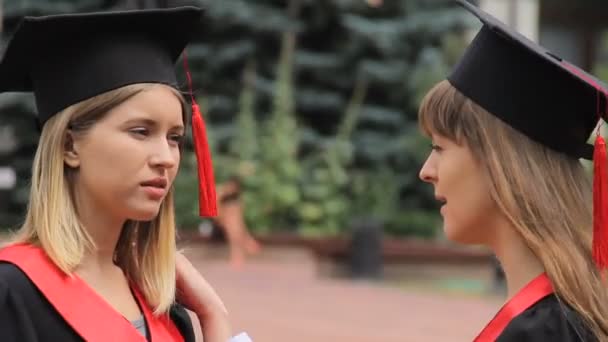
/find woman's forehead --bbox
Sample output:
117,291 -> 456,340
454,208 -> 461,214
103,86 -> 185,127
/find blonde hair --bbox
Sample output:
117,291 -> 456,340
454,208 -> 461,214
419,80 -> 608,340
9,83 -> 186,315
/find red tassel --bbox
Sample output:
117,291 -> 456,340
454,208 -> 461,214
183,51 -> 217,218
593,134 -> 608,269
563,61 -> 608,270
191,103 -> 218,217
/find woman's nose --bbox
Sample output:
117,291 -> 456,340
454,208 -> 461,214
149,139 -> 178,169
419,156 -> 436,184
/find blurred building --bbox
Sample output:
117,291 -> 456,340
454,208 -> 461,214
479,0 -> 608,71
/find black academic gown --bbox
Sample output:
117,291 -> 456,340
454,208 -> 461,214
474,273 -> 597,342
497,295 -> 594,342
0,262 -> 195,342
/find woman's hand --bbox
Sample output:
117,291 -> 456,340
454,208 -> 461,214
175,251 -> 232,342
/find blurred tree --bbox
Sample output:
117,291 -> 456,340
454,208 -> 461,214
184,0 -> 475,236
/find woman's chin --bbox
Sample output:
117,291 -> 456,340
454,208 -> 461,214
127,206 -> 161,222
443,222 -> 485,245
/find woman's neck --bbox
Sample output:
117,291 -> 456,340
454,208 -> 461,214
490,221 -> 545,299
73,190 -> 126,273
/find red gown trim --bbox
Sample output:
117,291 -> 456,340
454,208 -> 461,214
0,243 -> 183,342
474,272 -> 553,342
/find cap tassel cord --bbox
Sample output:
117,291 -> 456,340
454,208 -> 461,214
183,52 -> 217,217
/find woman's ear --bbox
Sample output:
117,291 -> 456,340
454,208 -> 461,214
63,130 -> 80,168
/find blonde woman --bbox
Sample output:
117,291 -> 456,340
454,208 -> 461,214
419,1 -> 608,341
0,7 -> 250,342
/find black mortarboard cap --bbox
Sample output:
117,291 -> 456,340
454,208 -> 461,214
449,0 -> 607,160
0,6 -> 203,126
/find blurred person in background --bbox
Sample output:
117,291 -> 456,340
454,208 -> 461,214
214,176 -> 261,269
419,1 -> 608,341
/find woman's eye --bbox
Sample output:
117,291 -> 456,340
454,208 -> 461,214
170,134 -> 184,144
129,127 -> 149,136
430,143 -> 443,152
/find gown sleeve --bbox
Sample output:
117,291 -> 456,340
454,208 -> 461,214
0,277 -> 38,342
169,303 -> 196,342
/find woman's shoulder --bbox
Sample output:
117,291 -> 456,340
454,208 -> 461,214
0,261 -> 34,292
0,243 -> 61,297
0,261 -> 84,341
498,295 -> 595,342
0,262 -> 40,330
0,263 -> 33,341
0,261 -> 45,312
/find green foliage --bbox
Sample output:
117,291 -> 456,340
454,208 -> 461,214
163,0 -> 472,238
384,211 -> 442,239
236,32 -> 301,233
296,75 -> 366,237
172,153 -> 202,230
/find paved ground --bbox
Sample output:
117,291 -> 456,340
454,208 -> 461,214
182,244 -> 503,342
